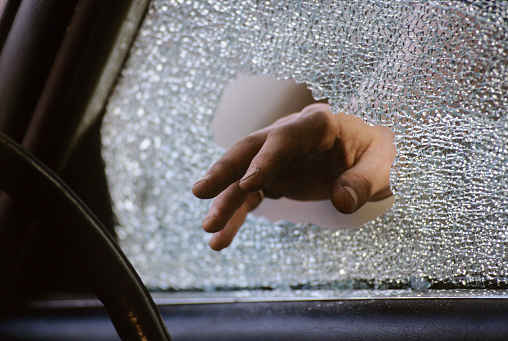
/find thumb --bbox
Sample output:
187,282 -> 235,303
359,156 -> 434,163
331,151 -> 393,214
331,171 -> 371,214
331,125 -> 395,214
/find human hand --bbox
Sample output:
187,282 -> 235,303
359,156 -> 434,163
192,103 -> 396,250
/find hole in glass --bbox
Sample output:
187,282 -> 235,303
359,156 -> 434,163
212,75 -> 394,229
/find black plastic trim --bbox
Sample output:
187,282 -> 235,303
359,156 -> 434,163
1,298 -> 508,340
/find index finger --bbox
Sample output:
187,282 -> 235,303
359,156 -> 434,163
238,108 -> 334,192
192,131 -> 267,199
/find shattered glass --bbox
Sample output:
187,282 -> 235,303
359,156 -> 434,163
101,1 -> 508,291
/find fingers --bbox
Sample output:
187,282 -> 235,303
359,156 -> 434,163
331,126 -> 396,214
192,115 -> 296,199
238,108 -> 332,192
237,127 -> 300,192
195,102 -> 396,250
201,181 -> 249,233
192,134 -> 266,199
207,190 -> 262,251
200,179 -> 263,250
194,104 -> 335,199
208,207 -> 247,251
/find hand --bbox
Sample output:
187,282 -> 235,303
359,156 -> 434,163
192,103 -> 396,250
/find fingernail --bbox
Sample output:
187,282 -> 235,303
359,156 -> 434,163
240,166 -> 258,183
209,234 -> 223,251
342,185 -> 358,207
209,233 -> 218,246
202,206 -> 218,228
193,173 -> 211,187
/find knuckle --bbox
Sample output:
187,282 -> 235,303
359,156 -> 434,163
300,106 -> 330,125
301,103 -> 331,115
209,159 -> 229,173
269,124 -> 298,140
236,133 -> 260,147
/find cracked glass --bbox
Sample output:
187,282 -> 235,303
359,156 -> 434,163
101,0 -> 508,293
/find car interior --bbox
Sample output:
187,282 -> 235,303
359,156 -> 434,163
0,0 -> 507,340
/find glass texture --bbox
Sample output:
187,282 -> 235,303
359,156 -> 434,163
102,0 -> 508,291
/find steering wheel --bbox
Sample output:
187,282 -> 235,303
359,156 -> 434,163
0,131 -> 170,340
